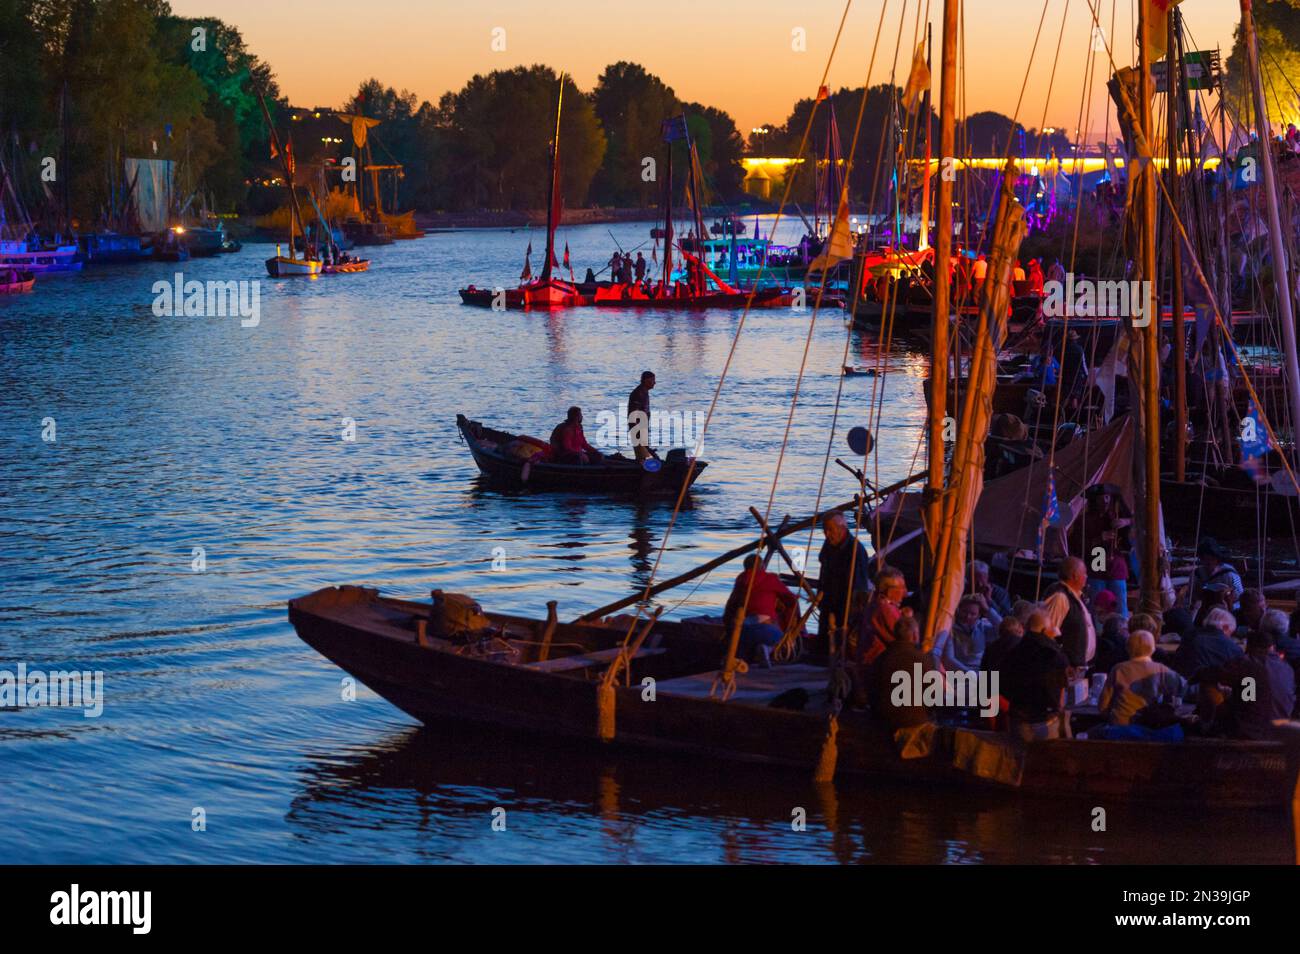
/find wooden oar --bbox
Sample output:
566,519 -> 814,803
573,471 -> 925,623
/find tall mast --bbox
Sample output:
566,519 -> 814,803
1241,0 -> 1300,439
1137,0 -> 1163,613
919,23 -> 934,250
1168,11 -> 1187,483
662,144 -> 674,288
256,91 -> 309,262
926,0 -> 958,568
540,75 -> 565,282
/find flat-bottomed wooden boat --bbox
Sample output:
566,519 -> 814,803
288,585 -> 1297,809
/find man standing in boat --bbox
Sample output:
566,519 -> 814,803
628,371 -> 656,462
815,511 -> 871,657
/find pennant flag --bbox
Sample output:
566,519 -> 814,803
520,255 -> 532,281
816,85 -> 830,103
807,185 -> 854,271
285,140 -> 295,177
661,115 -> 690,142
551,249 -> 560,269
1240,400 -> 1271,482
902,40 -> 930,114
270,140 -> 279,159
563,242 -> 570,269
1140,0 -> 1185,61
1038,468 -> 1063,550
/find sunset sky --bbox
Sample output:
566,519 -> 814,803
171,0 -> 1240,145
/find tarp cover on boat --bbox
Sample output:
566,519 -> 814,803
880,414 -> 1134,558
124,158 -> 174,233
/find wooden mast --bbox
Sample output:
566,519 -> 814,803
1241,0 -> 1300,439
1137,0 -> 1163,613
925,0 -> 958,569
1168,12 -> 1187,483
256,90 -> 309,263
919,22 -> 933,250
540,74 -> 565,283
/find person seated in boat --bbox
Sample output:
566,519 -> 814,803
723,555 -> 798,667
1018,349 -> 1058,387
1167,607 -> 1244,683
1091,613 -> 1128,678
856,567 -> 908,678
1097,630 -> 1187,727
1189,537 -> 1243,613
970,560 -> 1013,619
1235,588 -> 1267,640
933,594 -> 996,674
982,616 -> 1025,679
1200,621 -> 1297,738
870,615 -> 938,731
986,414 -> 1040,479
548,407 -> 603,465
1000,608 -> 1072,741
815,512 -> 872,654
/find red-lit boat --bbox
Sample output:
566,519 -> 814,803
459,76 -> 581,310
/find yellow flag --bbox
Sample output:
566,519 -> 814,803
808,186 -> 854,271
902,41 -> 930,114
1141,0 -> 1184,61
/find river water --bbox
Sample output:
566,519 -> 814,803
0,220 -> 1287,863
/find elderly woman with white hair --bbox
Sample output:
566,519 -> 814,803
1098,629 -> 1188,726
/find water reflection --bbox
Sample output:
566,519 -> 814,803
284,723 -> 1291,865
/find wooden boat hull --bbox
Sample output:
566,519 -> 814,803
591,284 -> 794,309
323,259 -> 370,274
456,414 -> 707,495
459,278 -> 582,309
265,255 -> 323,278
0,270 -> 35,294
0,244 -> 82,274
1161,476 -> 1300,541
287,586 -> 1297,809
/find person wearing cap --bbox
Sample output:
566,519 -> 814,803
1190,537 -> 1243,612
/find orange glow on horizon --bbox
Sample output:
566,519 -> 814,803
169,0 -> 1238,143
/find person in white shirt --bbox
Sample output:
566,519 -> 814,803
1042,556 -> 1096,669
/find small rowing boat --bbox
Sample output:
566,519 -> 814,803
456,414 -> 708,495
323,258 -> 370,274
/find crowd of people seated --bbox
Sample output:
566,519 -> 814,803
718,507 -> 1298,745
